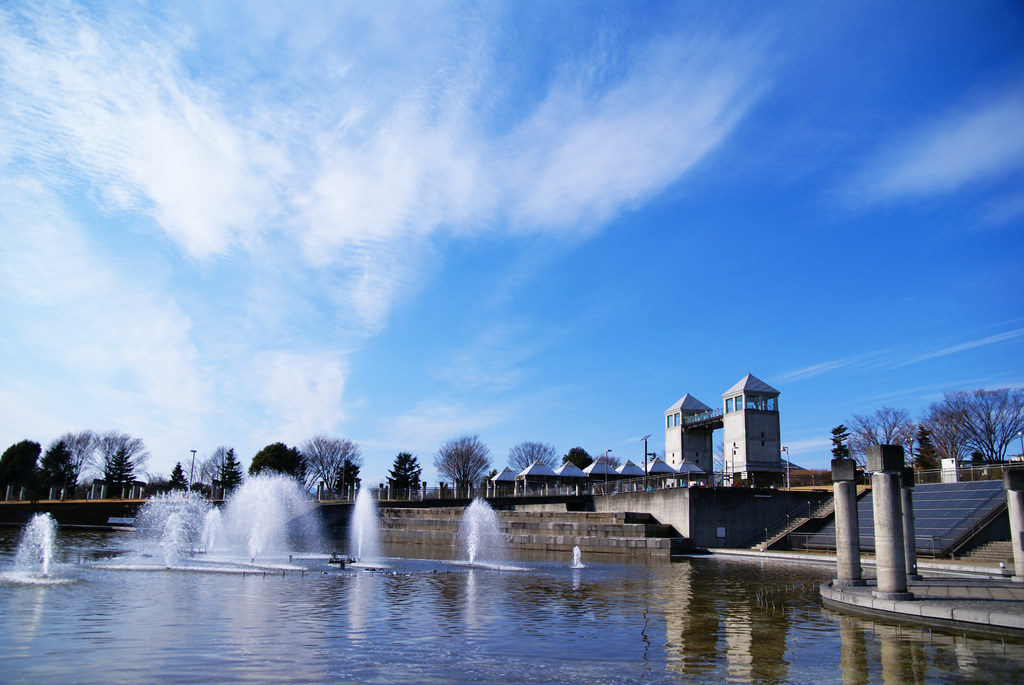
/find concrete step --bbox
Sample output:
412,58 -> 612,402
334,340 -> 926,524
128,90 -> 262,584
961,540 -> 1014,564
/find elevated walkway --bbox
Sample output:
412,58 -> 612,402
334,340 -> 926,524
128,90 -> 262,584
794,481 -> 1007,558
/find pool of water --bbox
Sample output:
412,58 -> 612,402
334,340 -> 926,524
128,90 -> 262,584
1,528 -> 1023,683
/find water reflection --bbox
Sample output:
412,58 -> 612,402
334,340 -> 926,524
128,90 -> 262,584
2,531 -> 1024,683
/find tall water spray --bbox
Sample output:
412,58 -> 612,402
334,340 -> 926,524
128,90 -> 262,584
459,498 -> 508,566
223,474 -> 323,558
132,474 -> 323,565
14,513 -> 57,577
349,489 -> 383,562
134,490 -> 212,566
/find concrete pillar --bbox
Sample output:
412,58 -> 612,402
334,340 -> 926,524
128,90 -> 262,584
1005,469 -> 1024,581
901,467 -> 922,580
831,457 -> 865,586
868,445 -> 913,600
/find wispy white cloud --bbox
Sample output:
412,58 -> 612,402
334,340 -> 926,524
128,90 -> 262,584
855,82 -> 1024,201
0,175 -> 210,434
255,351 -> 348,443
0,4 -> 288,258
776,326 -> 1024,383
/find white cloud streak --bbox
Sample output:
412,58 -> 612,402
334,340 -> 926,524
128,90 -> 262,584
858,82 -> 1024,200
776,326 -> 1024,384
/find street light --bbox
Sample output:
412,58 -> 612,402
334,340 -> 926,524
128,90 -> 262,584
641,434 -> 651,491
782,446 -> 790,490
1018,431 -> 1024,462
189,449 -> 197,491
604,449 -> 612,493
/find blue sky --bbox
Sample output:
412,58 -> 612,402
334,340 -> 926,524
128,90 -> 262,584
1,1 -> 1023,485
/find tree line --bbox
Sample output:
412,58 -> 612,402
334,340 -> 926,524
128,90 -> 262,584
831,387 -> 1024,469
1,427 -> 620,500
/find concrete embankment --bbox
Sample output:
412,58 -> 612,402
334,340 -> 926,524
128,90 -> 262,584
0,499 -> 143,528
377,507 -> 688,559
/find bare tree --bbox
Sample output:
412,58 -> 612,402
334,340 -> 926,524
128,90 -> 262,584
200,446 -> 230,484
58,430 -> 96,484
300,435 -> 362,490
848,407 -> 915,466
434,434 -> 491,489
921,401 -> 968,464
94,430 -> 150,495
507,441 -> 558,472
936,389 -> 1024,462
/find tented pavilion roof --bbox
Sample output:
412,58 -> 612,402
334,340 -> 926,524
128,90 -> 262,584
553,462 -> 588,479
490,467 -> 517,482
645,457 -> 676,475
517,462 -> 558,479
675,460 -> 706,475
583,459 -> 616,476
615,460 -> 645,477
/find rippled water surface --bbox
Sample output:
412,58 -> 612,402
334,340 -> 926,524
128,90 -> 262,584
1,529 -> 1023,683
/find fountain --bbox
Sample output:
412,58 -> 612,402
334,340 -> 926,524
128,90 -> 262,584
459,498 -> 508,567
127,473 -> 323,569
571,545 -> 584,569
348,488 -> 383,564
12,513 -> 58,578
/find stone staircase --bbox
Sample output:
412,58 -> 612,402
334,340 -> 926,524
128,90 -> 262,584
749,495 -> 837,551
378,507 -> 686,558
959,540 -> 1014,565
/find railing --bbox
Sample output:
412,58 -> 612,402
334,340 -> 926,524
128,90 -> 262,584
752,494 -> 835,547
913,463 -> 1020,485
787,532 -> 946,558
684,408 -> 724,426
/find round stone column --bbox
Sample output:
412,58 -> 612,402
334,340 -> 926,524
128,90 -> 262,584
901,467 -> 922,581
867,445 -> 913,600
831,457 -> 865,586
1005,470 -> 1024,582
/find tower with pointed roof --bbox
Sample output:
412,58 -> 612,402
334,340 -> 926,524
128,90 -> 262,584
722,373 -> 782,486
664,393 -> 715,473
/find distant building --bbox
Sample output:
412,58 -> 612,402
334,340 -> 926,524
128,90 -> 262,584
665,373 -> 783,487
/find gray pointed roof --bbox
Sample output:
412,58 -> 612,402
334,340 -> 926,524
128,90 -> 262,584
665,393 -> 713,414
615,460 -> 645,477
583,459 -> 615,476
722,373 -> 779,398
646,457 -> 676,475
491,467 -> 517,482
554,462 -> 587,478
517,461 -> 557,478
675,460 -> 706,475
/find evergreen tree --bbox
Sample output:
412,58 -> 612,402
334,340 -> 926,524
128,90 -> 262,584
104,446 -> 134,497
388,452 -> 422,491
334,458 -> 361,491
831,425 -> 851,459
0,440 -> 42,492
562,446 -> 593,470
220,448 -> 244,491
169,462 -> 188,490
914,426 -> 939,470
40,439 -> 76,490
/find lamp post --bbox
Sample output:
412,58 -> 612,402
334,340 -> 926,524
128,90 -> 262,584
604,449 -> 612,493
1018,431 -> 1024,462
782,446 -> 790,490
189,449 -> 197,492
641,434 -> 651,492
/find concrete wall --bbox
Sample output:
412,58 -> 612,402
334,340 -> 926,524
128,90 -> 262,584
592,487 -> 831,548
